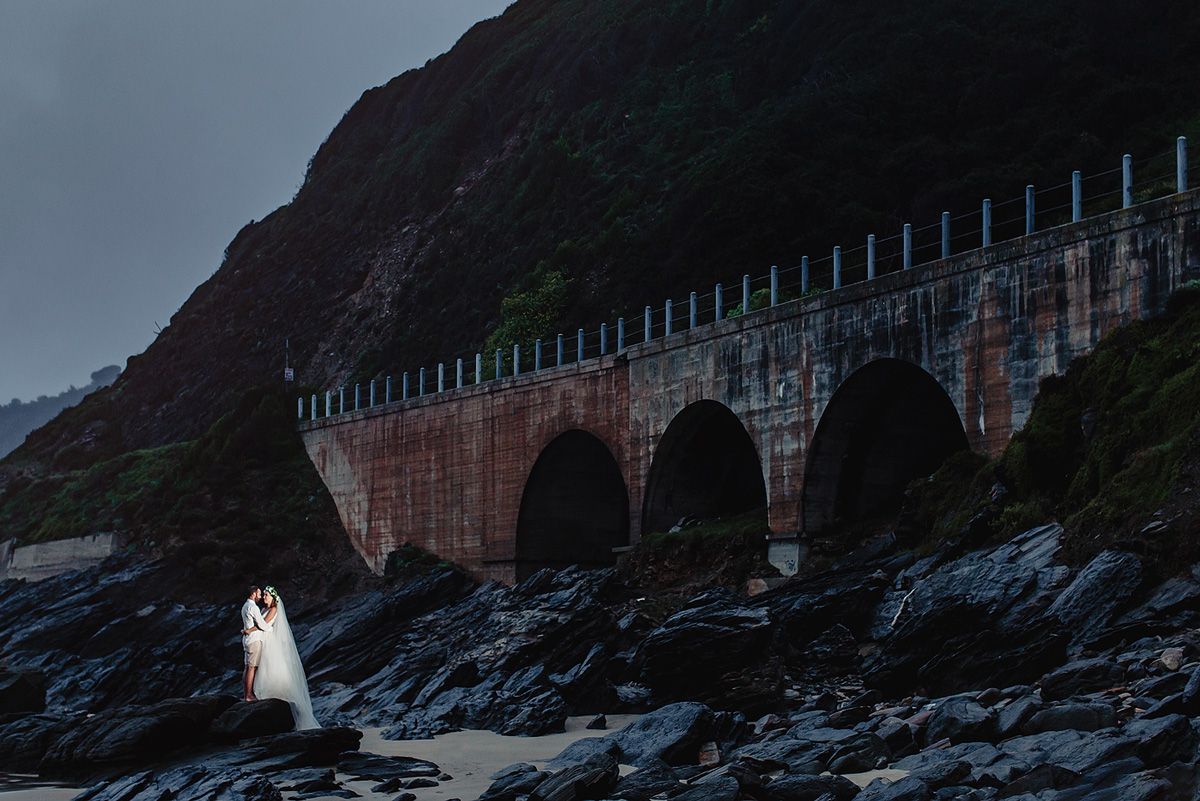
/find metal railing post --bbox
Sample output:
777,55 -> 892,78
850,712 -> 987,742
402,373 -> 409,400
665,300 -> 673,336
644,306 -> 652,341
557,333 -> 564,366
982,199 -> 992,247
600,323 -> 607,355
535,339 -> 542,371
577,329 -> 584,362
456,358 -> 463,388
1122,154 -> 1133,208
941,212 -> 950,259
866,237 -> 875,280
495,349 -> 502,380
690,292 -> 698,327
1072,171 -> 1082,222
437,363 -> 444,392
385,377 -> 391,404
742,274 -> 750,313
369,379 -> 376,407
1025,185 -> 1035,235
513,345 -> 520,376
1179,136 -> 1188,193
715,284 -> 723,320
801,257 -> 809,292
475,353 -> 483,384
419,369 -> 425,396
770,266 -> 778,304
617,318 -> 625,350
903,224 -> 912,269
833,246 -> 842,289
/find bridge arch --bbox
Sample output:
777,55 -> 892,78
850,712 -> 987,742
515,429 -> 629,581
802,358 -> 968,534
642,400 -> 768,535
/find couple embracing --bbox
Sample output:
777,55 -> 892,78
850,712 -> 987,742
240,584 -> 319,730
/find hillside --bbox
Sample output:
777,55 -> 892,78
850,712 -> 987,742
6,0 -> 1200,470
0,366 -> 119,459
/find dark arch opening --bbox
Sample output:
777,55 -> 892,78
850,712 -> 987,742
642,400 -> 768,535
515,430 -> 630,581
802,358 -> 969,534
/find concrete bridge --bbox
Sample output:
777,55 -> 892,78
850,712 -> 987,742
300,190 -> 1200,583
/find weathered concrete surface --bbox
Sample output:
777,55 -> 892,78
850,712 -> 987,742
301,190 -> 1200,582
1,533 -> 117,582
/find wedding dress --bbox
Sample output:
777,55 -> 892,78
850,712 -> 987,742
254,596 -> 320,730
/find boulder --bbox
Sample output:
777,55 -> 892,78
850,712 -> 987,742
673,774 -> 739,801
926,696 -> 994,745
1124,713 -> 1198,767
479,764 -> 549,801
41,696 -> 237,777
0,712 -> 80,772
210,699 -> 295,741
73,765 -> 282,801
1023,702 -> 1117,734
636,589 -> 773,700
994,695 -> 1042,740
610,760 -> 681,801
763,772 -> 860,800
1039,657 -> 1125,701
551,702 -> 716,768
531,752 -> 619,801
1046,550 -> 1143,643
853,775 -> 932,800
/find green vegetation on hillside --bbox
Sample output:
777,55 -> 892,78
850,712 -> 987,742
907,283 -> 1200,575
0,388 -> 373,605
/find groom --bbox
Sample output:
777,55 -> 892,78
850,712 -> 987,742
240,585 -> 273,702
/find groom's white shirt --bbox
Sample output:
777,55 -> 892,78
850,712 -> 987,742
241,598 -> 272,645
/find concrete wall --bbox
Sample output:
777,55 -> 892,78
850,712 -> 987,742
0,533 -> 117,582
301,189 -> 1200,582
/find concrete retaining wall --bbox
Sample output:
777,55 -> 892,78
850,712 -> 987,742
0,533 -> 117,582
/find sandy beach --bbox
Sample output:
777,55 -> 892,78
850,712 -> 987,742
330,715 -> 642,801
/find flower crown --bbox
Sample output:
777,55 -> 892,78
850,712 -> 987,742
264,585 -> 280,602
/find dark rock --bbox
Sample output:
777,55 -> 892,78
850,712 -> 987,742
801,624 -> 861,676
75,765 -> 282,801
0,670 -> 46,714
0,712 -> 79,772
1124,713 -> 1198,766
586,714 -> 606,730
1039,657 -> 1125,702
235,727 -> 363,769
763,772 -> 859,800
41,695 -> 238,777
277,768 -> 336,791
337,752 -> 440,781
1023,702 -> 1117,734
610,759 -> 681,801
998,763 -> 1080,796
1130,669 -> 1190,700
876,718 -> 916,758
1047,550 -> 1143,643
730,736 -> 833,775
827,732 -> 888,774
912,759 -> 972,789
551,702 -> 716,768
211,699 -> 295,741
636,589 -> 773,701
827,705 -> 870,728
479,763 -> 549,801
862,527 -> 1071,697
531,751 -> 619,801
994,696 -> 1042,740
854,775 -> 933,800
404,777 -> 439,789
673,774 -> 739,801
927,697 -> 994,745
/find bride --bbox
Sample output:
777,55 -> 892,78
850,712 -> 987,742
253,585 -> 320,730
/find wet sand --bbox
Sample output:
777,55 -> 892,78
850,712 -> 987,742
335,715 -> 642,801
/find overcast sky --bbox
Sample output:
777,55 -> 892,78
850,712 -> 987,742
0,0 -> 511,404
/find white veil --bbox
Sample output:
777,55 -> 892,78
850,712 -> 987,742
254,596 -> 320,730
